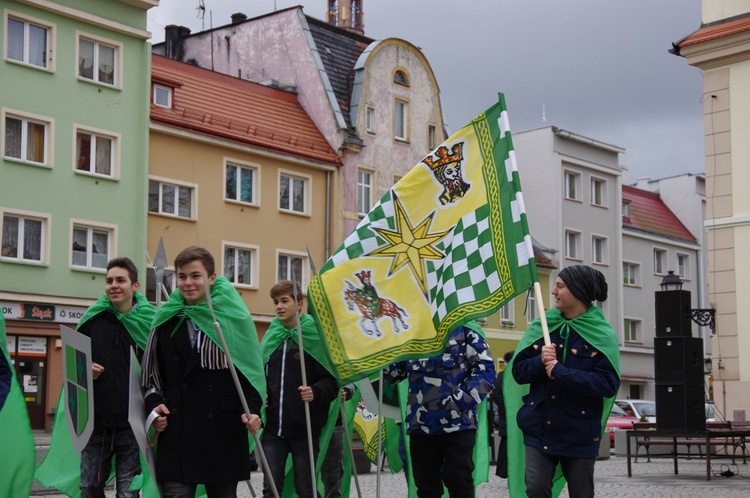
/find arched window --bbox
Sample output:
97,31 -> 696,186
393,69 -> 410,87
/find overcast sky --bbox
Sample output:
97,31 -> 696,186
148,0 -> 705,183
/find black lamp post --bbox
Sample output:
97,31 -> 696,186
659,271 -> 716,332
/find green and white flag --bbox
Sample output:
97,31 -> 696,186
309,94 -> 537,383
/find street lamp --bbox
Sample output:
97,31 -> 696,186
659,271 -> 716,332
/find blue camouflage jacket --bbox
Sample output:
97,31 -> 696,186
385,326 -> 496,436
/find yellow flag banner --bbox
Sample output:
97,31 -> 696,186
309,94 -> 537,383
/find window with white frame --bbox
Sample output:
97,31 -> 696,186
145,267 -> 175,304
279,171 -> 309,215
153,84 -> 172,108
624,318 -> 641,343
622,200 -> 631,219
357,169 -> 373,217
565,230 -> 581,260
223,244 -> 256,286
428,124 -> 436,150
225,161 -> 257,205
592,235 -> 608,264
365,106 -> 375,134
75,127 -> 117,177
71,223 -> 111,270
78,34 -> 119,86
564,170 -> 580,200
1,210 -> 47,263
148,179 -> 195,219
623,262 -> 639,286
500,302 -> 514,325
653,248 -> 667,275
677,253 -> 690,279
3,110 -> 50,165
278,252 -> 307,287
394,99 -> 409,142
591,177 -> 607,207
527,292 -> 537,324
5,12 -> 53,69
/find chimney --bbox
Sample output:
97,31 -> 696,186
164,25 -> 191,61
231,12 -> 247,24
326,0 -> 365,35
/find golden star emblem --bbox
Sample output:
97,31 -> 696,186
368,195 -> 450,296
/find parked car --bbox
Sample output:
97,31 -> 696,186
605,404 -> 640,447
614,399 -> 656,422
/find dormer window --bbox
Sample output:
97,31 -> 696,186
153,84 -> 172,108
393,69 -> 410,87
622,200 -> 630,219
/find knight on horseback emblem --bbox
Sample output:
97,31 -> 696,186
343,270 -> 409,338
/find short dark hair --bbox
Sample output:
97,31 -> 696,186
270,280 -> 303,302
106,257 -> 138,283
174,246 -> 215,275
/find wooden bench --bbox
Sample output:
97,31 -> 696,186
632,422 -> 713,462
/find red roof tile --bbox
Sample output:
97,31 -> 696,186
622,186 -> 696,243
679,16 -> 750,48
150,54 -> 340,166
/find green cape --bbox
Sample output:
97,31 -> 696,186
35,292 -> 158,497
260,313 -> 339,497
0,313 -> 36,497
504,305 -> 621,498
150,275 -> 267,413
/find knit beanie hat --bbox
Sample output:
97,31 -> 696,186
558,265 -> 608,304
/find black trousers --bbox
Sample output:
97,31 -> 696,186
409,429 -> 476,498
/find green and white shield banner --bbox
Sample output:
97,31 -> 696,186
60,325 -> 94,453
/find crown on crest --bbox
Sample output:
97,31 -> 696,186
355,270 -> 371,282
422,143 -> 463,171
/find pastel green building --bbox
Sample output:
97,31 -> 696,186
0,0 -> 156,430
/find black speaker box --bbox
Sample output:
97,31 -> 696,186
655,383 -> 706,431
655,290 -> 693,337
654,337 -> 704,384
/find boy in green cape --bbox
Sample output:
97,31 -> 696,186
260,280 -> 339,498
506,265 -> 620,498
141,246 -> 264,497
36,257 -> 156,497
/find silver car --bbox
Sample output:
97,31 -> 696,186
614,399 -> 657,422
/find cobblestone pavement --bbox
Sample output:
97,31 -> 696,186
33,454 -> 750,497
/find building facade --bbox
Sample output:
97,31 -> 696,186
672,0 -> 750,420
1,0 -> 155,430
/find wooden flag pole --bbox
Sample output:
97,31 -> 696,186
533,281 -> 551,346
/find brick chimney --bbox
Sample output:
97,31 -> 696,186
164,25 -> 191,61
325,0 -> 364,35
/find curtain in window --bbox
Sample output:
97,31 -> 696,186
226,165 -> 237,200
224,246 -> 236,281
79,39 -> 94,79
95,136 -> 111,175
178,187 -> 191,217
290,257 -> 302,282
292,178 -> 304,212
161,185 -> 175,214
7,19 -> 24,62
4,117 -> 22,159
237,249 -> 250,284
92,230 -> 108,268
240,168 -> 253,203
148,181 -> 159,212
72,228 -> 88,266
278,255 -> 288,282
28,24 -> 47,68
22,219 -> 42,261
2,216 -> 19,258
26,121 -> 45,163
279,176 -> 290,210
98,44 -> 115,84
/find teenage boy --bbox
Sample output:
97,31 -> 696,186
141,246 -> 265,498
260,281 -> 338,498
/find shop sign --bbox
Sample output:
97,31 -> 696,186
1,301 -> 87,323
17,336 -> 47,357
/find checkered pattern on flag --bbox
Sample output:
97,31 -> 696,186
309,94 -> 537,383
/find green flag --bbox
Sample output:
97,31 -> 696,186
308,94 -> 537,383
0,313 -> 36,498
